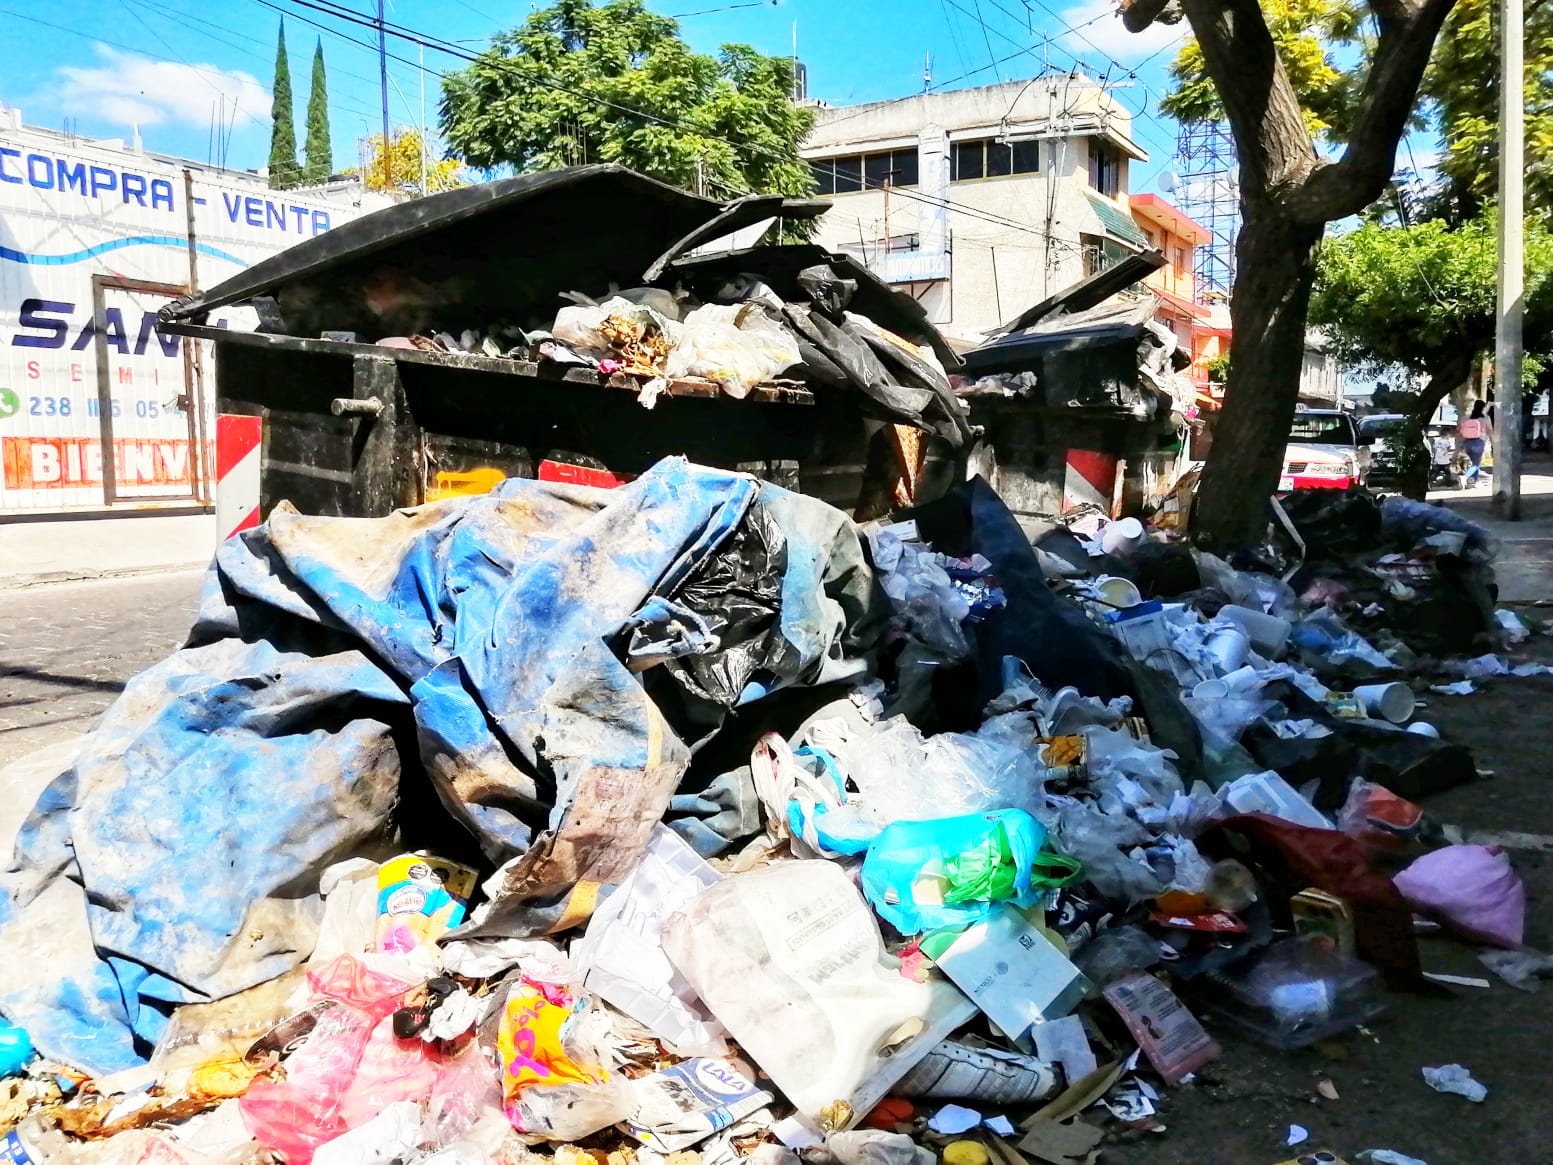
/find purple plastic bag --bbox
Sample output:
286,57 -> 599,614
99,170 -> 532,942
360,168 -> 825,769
1393,845 -> 1525,949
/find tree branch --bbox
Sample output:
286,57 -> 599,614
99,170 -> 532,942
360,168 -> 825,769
1120,0 -> 1178,33
1180,0 -> 1319,198
1285,0 -> 1460,223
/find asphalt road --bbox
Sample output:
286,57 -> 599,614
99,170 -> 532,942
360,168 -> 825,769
0,569 -> 204,767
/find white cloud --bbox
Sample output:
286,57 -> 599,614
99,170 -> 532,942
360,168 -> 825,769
1054,0 -> 1187,68
57,45 -> 270,131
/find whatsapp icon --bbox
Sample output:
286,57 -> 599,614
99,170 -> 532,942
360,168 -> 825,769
0,388 -> 19,421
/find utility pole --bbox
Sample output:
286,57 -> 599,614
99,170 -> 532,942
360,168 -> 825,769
419,41 -> 428,197
378,0 -> 392,193
1494,0 -> 1525,518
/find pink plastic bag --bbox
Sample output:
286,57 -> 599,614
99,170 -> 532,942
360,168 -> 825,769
1393,845 -> 1525,948
240,957 -> 418,1164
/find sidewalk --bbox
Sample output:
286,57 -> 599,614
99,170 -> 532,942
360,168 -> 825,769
1428,450 -> 1553,603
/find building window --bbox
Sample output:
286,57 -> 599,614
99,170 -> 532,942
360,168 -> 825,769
1088,138 -> 1121,198
810,147 -> 918,195
1176,246 -> 1190,272
951,138 -> 1039,182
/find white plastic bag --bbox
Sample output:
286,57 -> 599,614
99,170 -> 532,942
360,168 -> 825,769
665,304 -> 801,398
571,825 -> 728,1055
661,861 -> 975,1123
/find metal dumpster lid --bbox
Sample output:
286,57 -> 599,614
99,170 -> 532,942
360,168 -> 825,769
160,164 -> 828,329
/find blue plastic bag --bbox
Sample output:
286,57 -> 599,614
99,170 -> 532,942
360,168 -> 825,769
861,809 -> 1079,935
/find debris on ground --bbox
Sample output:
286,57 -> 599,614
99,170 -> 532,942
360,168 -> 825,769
0,457 -> 1537,1165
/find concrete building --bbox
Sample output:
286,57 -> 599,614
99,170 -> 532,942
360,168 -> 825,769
1127,192 -> 1229,389
801,76 -> 1150,345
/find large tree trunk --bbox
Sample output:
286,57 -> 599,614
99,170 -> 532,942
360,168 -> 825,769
1191,211 -> 1325,549
1409,347 -> 1477,426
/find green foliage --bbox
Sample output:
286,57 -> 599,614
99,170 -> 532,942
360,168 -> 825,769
438,0 -> 815,200
1310,215 -> 1553,382
1423,0 -> 1553,222
304,40 -> 332,185
268,21 -> 300,190
1204,351 -> 1231,383
348,130 -> 467,196
1160,0 -> 1361,137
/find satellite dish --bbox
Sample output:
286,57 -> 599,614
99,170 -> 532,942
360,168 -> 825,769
1159,170 -> 1179,193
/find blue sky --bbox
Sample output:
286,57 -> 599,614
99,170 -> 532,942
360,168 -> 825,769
0,0 -> 1192,182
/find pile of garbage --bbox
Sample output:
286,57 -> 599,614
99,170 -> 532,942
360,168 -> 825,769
0,463 -> 1538,1165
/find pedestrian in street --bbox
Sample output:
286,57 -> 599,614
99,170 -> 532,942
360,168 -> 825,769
1459,399 -> 1490,488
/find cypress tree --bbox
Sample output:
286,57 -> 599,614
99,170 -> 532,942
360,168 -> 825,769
268,20 -> 300,189
304,40 -> 332,184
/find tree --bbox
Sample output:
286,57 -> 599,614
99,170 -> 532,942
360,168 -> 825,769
268,20 -> 301,190
1311,216 -> 1553,423
1421,0 -> 1553,223
350,129 -> 466,196
304,40 -> 332,185
1123,0 -> 1458,547
439,0 -> 815,200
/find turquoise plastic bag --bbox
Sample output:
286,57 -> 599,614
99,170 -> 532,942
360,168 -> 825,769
861,809 -> 1080,935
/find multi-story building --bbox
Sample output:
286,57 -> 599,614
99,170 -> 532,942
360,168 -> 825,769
1128,193 -> 1230,389
801,76 -> 1151,345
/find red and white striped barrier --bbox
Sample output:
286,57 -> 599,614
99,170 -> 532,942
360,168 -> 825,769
216,414 -> 263,541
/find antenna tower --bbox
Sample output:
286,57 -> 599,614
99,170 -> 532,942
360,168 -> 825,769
1174,120 -> 1238,302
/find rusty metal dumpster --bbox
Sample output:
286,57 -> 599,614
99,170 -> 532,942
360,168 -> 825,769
157,165 -> 972,519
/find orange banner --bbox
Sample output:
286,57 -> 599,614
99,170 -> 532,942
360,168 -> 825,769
2,436 -> 191,489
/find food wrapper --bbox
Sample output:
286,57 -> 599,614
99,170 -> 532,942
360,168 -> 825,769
375,854 -> 478,954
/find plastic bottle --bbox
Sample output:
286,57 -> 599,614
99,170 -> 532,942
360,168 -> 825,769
0,1024 -> 33,1078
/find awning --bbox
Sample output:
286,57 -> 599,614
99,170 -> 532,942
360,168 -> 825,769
1085,193 -> 1150,249
1153,288 -> 1209,320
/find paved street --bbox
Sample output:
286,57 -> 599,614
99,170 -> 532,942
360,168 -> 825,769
0,569 -> 205,768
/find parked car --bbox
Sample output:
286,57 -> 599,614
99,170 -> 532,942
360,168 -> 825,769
1358,413 -> 1426,486
1279,409 -> 1371,491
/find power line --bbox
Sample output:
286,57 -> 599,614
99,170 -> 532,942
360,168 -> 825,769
244,0 -> 1126,251
969,0 -> 1005,82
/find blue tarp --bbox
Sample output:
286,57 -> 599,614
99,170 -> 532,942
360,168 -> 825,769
0,458 -> 882,1076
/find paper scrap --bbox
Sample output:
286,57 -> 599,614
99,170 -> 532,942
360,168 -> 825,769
1287,1124 -> 1309,1146
1034,1016 -> 1098,1086
1421,1063 -> 1486,1103
985,1116 -> 1016,1137
927,1105 -> 984,1136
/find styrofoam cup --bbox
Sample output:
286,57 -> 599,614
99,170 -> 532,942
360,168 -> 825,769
1205,626 -> 1251,673
1193,679 -> 1230,700
1101,517 -> 1145,556
1406,721 -> 1441,738
1095,575 -> 1143,608
1217,605 -> 1292,659
1354,682 -> 1416,724
1220,665 -> 1264,696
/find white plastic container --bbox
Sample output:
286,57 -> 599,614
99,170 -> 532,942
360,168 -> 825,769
1221,771 -> 1333,830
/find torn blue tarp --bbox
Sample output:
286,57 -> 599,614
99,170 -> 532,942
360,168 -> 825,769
0,458 -> 883,1076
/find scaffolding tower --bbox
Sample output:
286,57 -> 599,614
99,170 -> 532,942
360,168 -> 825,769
1173,120 -> 1238,303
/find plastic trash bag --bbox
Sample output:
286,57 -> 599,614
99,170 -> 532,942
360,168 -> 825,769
1337,779 -> 1429,855
661,860 -> 976,1123
1393,845 -> 1525,948
238,957 -> 417,1164
821,713 -> 1049,825
862,810 -> 1079,935
496,980 -> 632,1143
1380,496 -> 1497,557
1421,1063 -> 1487,1102
665,304 -> 802,398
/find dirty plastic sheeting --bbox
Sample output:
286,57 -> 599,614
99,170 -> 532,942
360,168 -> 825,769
0,458 -> 884,1077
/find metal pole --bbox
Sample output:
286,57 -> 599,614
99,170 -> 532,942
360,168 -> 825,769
378,0 -> 392,193
419,42 -> 428,197
1494,0 -> 1525,519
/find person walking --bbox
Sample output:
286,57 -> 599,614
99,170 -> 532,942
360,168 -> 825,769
1533,388 -> 1550,451
1459,400 -> 1490,488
